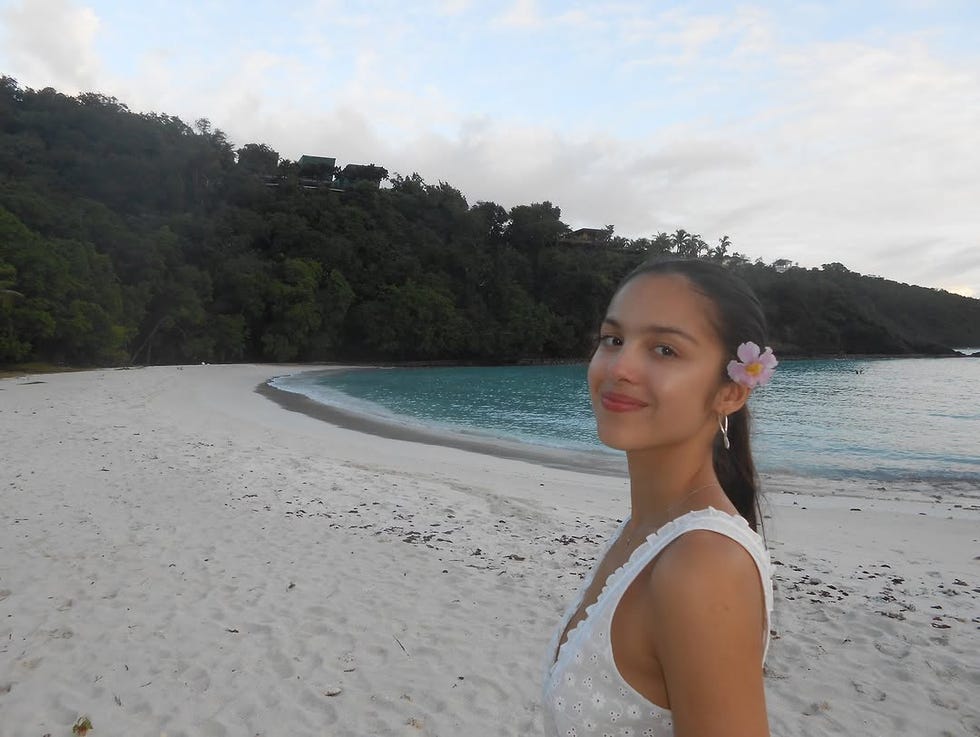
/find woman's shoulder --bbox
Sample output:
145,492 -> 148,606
640,515 -> 769,656
642,518 -> 772,735
656,523 -> 761,583
644,508 -> 770,605
653,506 -> 767,560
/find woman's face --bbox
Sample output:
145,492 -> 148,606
587,273 -> 729,452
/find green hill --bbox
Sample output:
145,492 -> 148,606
1,76 -> 977,366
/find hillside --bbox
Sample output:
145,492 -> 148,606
2,76 -> 978,366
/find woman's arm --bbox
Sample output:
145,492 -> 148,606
648,530 -> 770,737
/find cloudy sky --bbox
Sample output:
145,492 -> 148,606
2,0 -> 978,296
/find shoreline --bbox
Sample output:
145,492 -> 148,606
256,378 -> 628,478
260,368 -> 980,502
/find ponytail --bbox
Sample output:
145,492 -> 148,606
713,405 -> 761,533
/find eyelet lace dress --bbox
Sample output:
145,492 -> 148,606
542,507 -> 773,737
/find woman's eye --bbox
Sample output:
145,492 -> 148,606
653,344 -> 677,357
598,334 -> 622,347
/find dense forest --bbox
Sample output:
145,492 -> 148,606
1,76 -> 978,367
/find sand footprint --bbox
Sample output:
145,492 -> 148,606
929,680 -> 962,708
850,680 -> 886,701
801,700 -> 831,716
873,640 -> 911,659
184,666 -> 212,693
196,717 -> 228,736
264,650 -> 295,679
243,621 -> 273,636
297,685 -> 339,721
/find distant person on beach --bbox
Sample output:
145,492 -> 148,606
543,259 -> 777,737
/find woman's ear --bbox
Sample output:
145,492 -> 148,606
713,380 -> 750,417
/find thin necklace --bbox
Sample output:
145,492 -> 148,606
623,482 -> 721,548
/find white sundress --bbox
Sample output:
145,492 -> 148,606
542,506 -> 774,737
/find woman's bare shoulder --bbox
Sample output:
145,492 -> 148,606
658,523 -> 759,571
647,526 -> 762,605
644,527 -> 769,734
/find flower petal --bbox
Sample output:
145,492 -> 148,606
759,348 -> 778,370
737,341 -> 761,364
727,360 -> 750,385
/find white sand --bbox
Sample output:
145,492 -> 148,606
0,364 -> 976,737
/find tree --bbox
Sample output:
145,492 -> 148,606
260,258 -> 323,361
236,143 -> 279,175
506,201 -> 567,254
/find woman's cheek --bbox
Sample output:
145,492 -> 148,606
586,350 -> 607,390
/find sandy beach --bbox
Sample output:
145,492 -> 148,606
0,364 -> 977,737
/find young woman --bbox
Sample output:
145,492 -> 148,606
543,259 -> 777,737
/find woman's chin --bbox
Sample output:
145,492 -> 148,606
596,429 -> 643,452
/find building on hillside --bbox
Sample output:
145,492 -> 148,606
297,155 -> 337,188
334,163 -> 388,190
556,227 -> 610,247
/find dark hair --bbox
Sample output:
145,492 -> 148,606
617,258 -> 768,533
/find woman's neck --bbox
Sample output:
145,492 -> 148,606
625,445 -> 724,532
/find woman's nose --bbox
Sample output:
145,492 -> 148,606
608,342 -> 642,382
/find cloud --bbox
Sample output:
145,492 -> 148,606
438,0 -> 471,15
739,39 -> 980,278
947,285 -> 975,298
0,0 -> 101,92
494,0 -> 541,29
620,5 -> 774,68
0,1 -> 977,296
660,10 -> 728,62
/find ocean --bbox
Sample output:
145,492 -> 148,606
271,357 -> 980,487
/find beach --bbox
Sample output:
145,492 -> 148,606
0,364 -> 976,736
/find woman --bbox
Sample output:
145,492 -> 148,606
543,259 -> 777,737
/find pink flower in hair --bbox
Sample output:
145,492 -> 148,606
727,342 -> 777,388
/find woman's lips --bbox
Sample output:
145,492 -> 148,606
600,392 -> 649,412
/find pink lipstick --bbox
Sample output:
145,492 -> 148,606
600,392 -> 649,412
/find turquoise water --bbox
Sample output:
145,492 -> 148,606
272,359 -> 980,486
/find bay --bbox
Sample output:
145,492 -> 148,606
272,358 -> 980,487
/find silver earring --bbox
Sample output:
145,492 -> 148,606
719,415 -> 730,450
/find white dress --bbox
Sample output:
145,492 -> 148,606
542,507 -> 774,737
